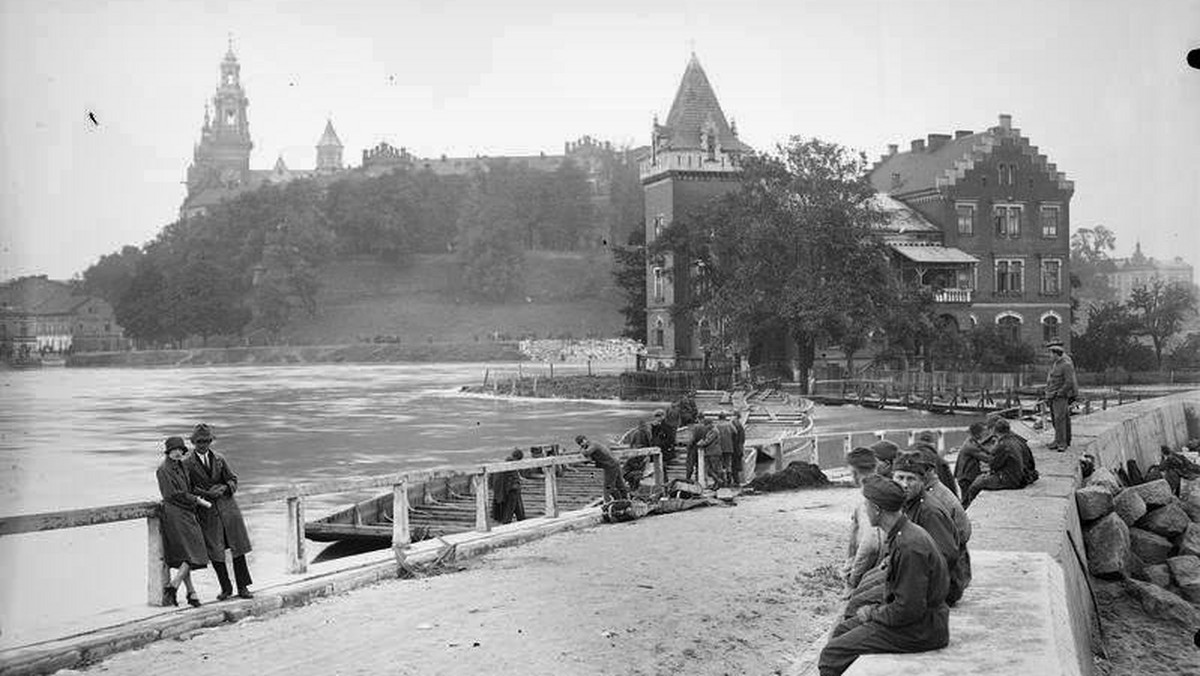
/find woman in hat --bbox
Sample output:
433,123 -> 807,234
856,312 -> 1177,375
156,436 -> 212,607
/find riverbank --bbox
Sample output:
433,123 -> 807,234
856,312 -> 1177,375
65,342 -> 525,367
462,374 -> 626,400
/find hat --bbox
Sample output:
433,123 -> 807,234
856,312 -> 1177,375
912,447 -> 941,471
861,475 -> 905,512
652,409 -> 665,419
1046,339 -> 1065,351
845,446 -> 878,471
164,436 -> 187,453
869,440 -> 900,462
893,451 -> 932,475
915,430 -> 937,445
190,423 -> 214,442
574,434 -> 587,445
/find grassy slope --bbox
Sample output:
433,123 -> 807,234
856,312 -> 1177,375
282,251 -> 626,345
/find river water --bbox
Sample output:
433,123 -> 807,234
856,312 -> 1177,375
0,361 -> 946,648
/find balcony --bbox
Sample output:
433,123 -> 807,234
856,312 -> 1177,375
933,288 -> 974,303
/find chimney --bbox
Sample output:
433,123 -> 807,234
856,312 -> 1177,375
927,134 -> 951,150
999,114 -> 1012,130
911,139 -> 926,152
955,129 -> 973,139
887,144 -> 899,156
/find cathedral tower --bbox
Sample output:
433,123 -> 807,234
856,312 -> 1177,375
185,43 -> 254,200
315,119 -> 344,172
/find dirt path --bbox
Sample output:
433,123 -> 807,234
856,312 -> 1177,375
82,487 -> 858,676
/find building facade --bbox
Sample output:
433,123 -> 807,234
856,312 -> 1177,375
0,277 -> 127,360
1106,242 -> 1195,302
869,114 -> 1074,350
640,54 -> 751,368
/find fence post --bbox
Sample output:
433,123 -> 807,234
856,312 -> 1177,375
652,450 -> 665,487
773,441 -> 785,473
474,472 -> 490,532
875,431 -> 886,440
907,430 -> 916,446
392,480 -> 411,547
936,430 -> 946,453
146,513 -> 168,606
843,433 -> 853,457
285,494 -> 308,574
698,452 -> 708,488
543,464 -> 559,518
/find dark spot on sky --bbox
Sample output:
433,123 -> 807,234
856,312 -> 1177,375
86,111 -> 98,126
388,75 -> 396,84
1188,48 -> 1200,70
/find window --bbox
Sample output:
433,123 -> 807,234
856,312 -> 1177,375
995,258 -> 1024,294
1042,315 -> 1061,343
1040,206 -> 1060,238
652,266 -> 665,301
225,109 -> 235,126
1040,259 -> 1062,295
653,215 -> 664,240
993,205 -> 1022,237
997,315 -> 1022,343
997,163 -> 1017,186
956,266 -> 976,290
653,317 -> 665,348
956,203 -> 975,235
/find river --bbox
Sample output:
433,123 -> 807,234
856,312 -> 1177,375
0,361 -> 949,648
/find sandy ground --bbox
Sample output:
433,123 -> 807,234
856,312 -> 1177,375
1091,581 -> 1200,676
80,487 -> 859,676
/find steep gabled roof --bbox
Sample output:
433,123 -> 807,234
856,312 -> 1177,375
659,54 -> 751,153
869,115 -> 1073,197
317,119 -> 342,148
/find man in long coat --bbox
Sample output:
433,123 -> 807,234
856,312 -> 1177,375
818,475 -> 950,675
183,423 -> 254,600
1044,339 -> 1078,451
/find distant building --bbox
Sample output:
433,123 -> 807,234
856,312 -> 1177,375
1106,242 -> 1195,302
0,277 -> 127,359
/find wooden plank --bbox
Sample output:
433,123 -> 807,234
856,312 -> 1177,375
285,496 -> 307,574
473,473 -> 490,533
392,480 -> 410,547
146,515 -> 168,607
0,501 -> 158,536
543,467 -> 558,518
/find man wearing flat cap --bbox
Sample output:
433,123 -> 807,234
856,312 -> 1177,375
818,475 -> 950,675
911,431 -> 958,499
183,423 -> 255,600
906,447 -> 973,606
842,448 -> 885,595
1043,339 -> 1078,452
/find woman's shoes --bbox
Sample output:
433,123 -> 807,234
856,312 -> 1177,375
162,585 -> 178,607
186,592 -> 202,608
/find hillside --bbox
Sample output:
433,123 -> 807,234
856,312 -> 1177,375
280,251 -> 627,345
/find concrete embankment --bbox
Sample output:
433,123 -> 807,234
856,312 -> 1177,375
65,342 -> 524,367
846,389 -> 1200,675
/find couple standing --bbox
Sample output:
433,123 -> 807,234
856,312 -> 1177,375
155,423 -> 254,607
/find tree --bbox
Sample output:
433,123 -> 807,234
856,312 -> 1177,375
612,230 -> 647,342
1069,225 -> 1117,324
962,325 -> 1037,372
1071,301 -> 1142,371
76,245 -> 143,305
455,184 -> 526,302
651,137 -> 898,391
1127,278 -> 1199,370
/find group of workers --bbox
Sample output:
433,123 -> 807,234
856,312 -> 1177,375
684,410 -> 746,487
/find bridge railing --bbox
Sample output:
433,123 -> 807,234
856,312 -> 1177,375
0,446 -> 663,607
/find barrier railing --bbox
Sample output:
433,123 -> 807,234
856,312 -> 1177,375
0,446 -> 663,607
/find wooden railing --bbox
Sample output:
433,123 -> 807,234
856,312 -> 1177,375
0,446 -> 663,607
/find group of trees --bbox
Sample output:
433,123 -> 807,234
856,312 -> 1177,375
79,144 -> 645,345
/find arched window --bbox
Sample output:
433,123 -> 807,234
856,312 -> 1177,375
997,313 -> 1023,344
1041,312 -> 1061,344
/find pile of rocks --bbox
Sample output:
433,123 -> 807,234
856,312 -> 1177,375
519,338 -> 645,363
1079,467 -> 1200,605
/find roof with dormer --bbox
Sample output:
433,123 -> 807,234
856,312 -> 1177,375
658,54 -> 751,153
317,119 -> 342,148
869,115 -> 1073,197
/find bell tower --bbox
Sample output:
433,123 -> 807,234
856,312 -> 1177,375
185,39 -> 254,200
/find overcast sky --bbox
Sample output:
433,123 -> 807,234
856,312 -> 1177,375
2,0 -> 1197,281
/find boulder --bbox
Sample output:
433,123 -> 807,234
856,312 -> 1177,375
1075,485 -> 1115,522
1083,512 -> 1130,577
1176,523 -> 1200,558
1166,555 -> 1200,603
1113,488 -> 1148,526
1128,527 -> 1173,565
1180,478 -> 1200,521
1144,563 -> 1173,588
1130,479 -> 1173,508
1086,467 -> 1122,495
1123,578 -> 1200,627
1125,550 -> 1148,582
1138,502 -> 1191,538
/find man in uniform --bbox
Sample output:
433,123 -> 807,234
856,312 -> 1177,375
183,423 -> 254,600
1044,339 -> 1078,452
910,447 -> 972,606
818,475 -> 950,675
912,430 -> 958,498
963,419 -> 1031,509
954,422 -> 991,499
575,435 -> 629,501
842,447 -> 885,595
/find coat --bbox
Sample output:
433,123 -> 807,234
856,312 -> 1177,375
715,420 -> 736,455
183,448 -> 253,560
1045,354 -> 1079,401
953,438 -> 990,485
156,458 -> 210,569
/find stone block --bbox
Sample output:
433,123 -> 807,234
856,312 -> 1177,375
1124,578 -> 1200,627
1129,527 -> 1173,565
1167,555 -> 1200,603
1145,563 -> 1172,588
1180,478 -> 1200,521
1086,467 -> 1122,494
1075,485 -> 1114,522
1176,523 -> 1200,557
1113,488 -> 1147,526
1138,502 -> 1191,538
1083,512 -> 1130,577
1130,478 -> 1173,508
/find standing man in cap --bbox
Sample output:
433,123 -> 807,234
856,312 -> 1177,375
575,435 -> 629,502
1044,339 -> 1078,451
818,475 -> 950,675
183,423 -> 255,600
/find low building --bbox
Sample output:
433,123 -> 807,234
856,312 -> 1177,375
0,277 -> 127,360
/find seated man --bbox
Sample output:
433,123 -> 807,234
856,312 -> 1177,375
911,447 -> 972,606
843,447 -> 885,595
818,475 -> 950,676
954,422 -> 992,499
912,430 -> 958,498
963,419 -> 1031,509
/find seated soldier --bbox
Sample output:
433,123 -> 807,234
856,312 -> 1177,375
818,475 -> 951,676
954,422 -> 992,498
912,430 -> 959,498
963,419 -> 1030,509
911,447 -> 972,606
843,447 -> 885,595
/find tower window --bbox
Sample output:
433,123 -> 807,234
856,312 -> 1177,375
225,109 -> 235,126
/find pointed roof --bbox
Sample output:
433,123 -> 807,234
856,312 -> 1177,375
660,54 -> 750,153
317,119 -> 342,148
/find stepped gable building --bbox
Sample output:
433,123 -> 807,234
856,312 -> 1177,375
869,114 -> 1074,349
1106,242 -> 1195,303
0,276 -> 127,359
641,54 -> 751,368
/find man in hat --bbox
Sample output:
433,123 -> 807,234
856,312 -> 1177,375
575,435 -> 628,501
183,423 -> 255,600
818,475 -> 950,676
623,417 -> 657,490
1044,339 -> 1078,451
911,431 -> 958,498
954,422 -> 992,498
868,440 -> 899,478
843,447 -> 885,595
908,447 -> 972,606
963,419 -> 1031,509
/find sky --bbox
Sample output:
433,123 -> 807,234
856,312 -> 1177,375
1,0 -> 1198,281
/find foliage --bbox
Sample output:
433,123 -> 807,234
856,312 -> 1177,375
455,184 -> 527,302
963,325 -> 1037,372
1167,333 -> 1200,369
75,245 -> 143,305
612,229 -> 647,342
1071,301 -> 1143,371
1127,278 -> 1199,369
1068,225 -> 1117,324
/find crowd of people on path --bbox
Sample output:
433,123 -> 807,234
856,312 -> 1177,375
155,423 -> 255,609
820,410 -> 1046,674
